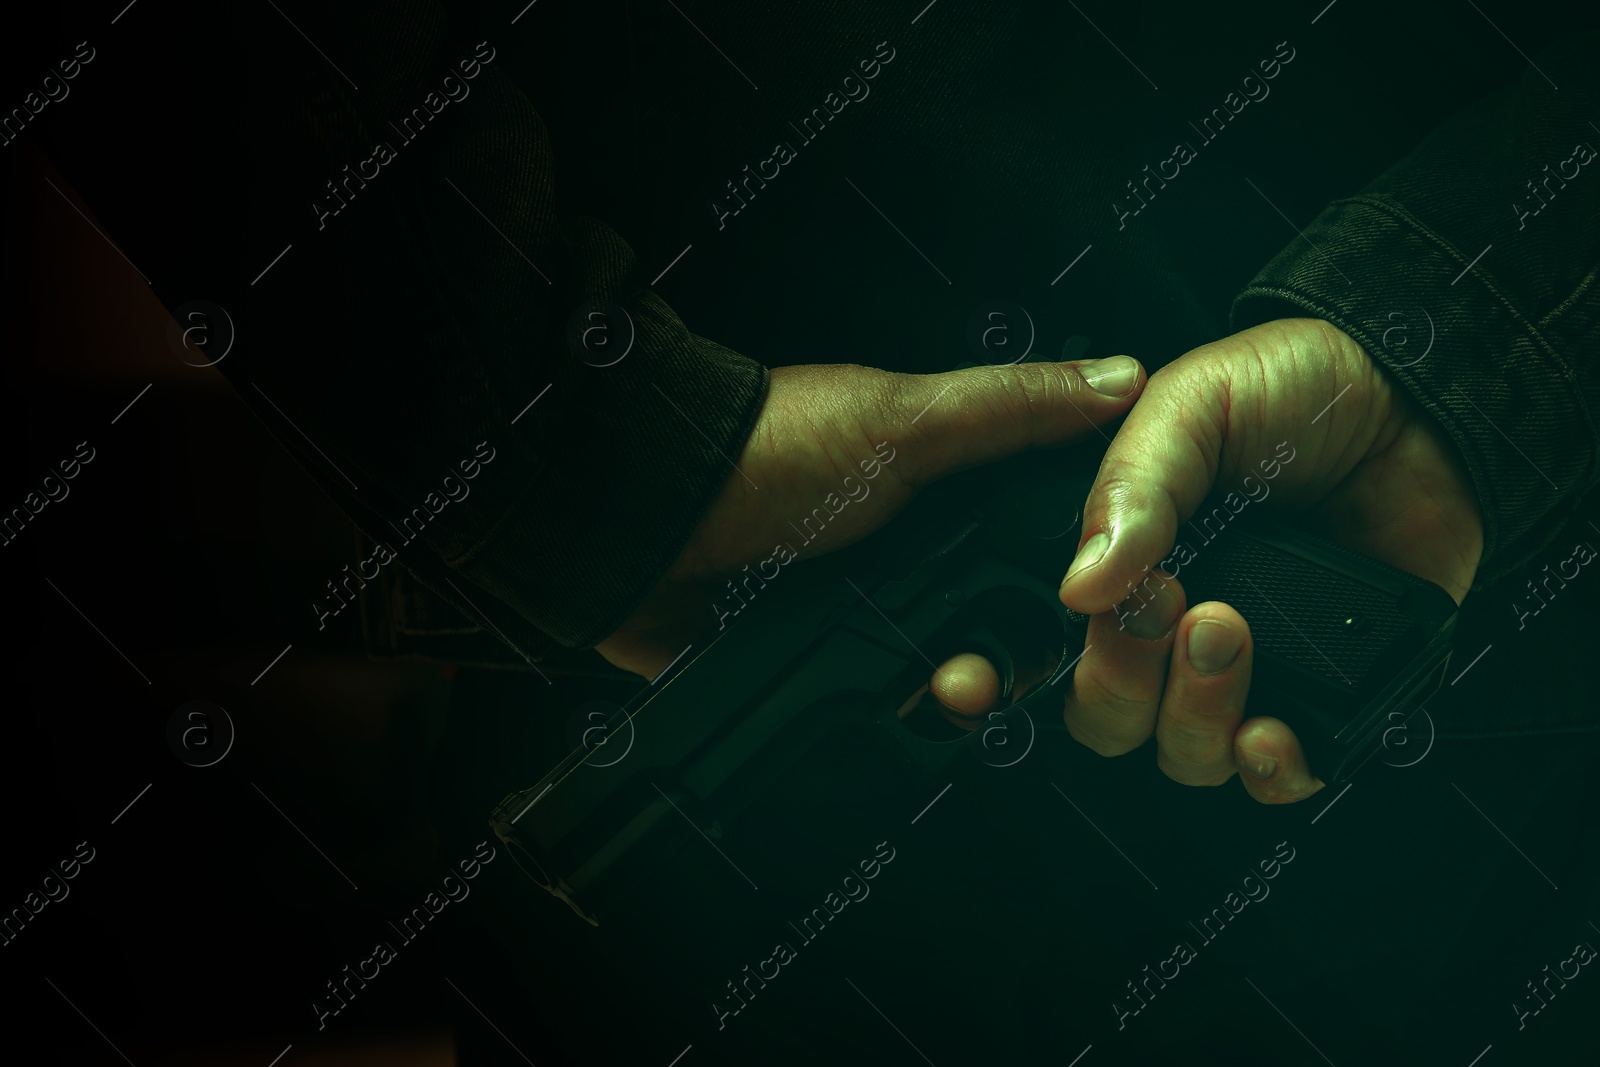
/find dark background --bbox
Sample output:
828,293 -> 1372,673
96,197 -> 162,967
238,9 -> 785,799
3,0 -> 1599,1064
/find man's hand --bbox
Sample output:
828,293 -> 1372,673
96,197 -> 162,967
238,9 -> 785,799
927,318 -> 1483,803
594,356 -> 1148,678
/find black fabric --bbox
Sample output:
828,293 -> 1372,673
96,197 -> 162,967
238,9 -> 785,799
28,0 -> 1600,671
1231,28 -> 1600,587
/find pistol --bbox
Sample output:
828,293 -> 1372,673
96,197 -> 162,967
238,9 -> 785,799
489,444 -> 1458,925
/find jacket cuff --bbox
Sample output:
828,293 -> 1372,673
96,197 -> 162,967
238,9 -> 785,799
1231,194 -> 1597,589
451,330 -> 769,649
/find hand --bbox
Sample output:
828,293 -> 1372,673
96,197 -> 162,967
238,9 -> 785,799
923,318 -> 1483,803
594,356 -> 1150,678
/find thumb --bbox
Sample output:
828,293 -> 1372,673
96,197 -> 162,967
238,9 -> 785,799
893,356 -> 1146,485
1057,359 -> 1228,615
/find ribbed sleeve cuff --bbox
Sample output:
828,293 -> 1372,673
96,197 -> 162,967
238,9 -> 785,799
451,328 -> 769,649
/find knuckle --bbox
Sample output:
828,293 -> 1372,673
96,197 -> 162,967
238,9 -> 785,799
880,372 -> 931,484
1145,360 -> 1186,391
1006,364 -> 1066,434
1090,466 -> 1161,521
1065,717 -> 1142,758
1093,468 -> 1140,504
1147,359 -> 1228,454
1146,356 -> 1209,402
1156,750 -> 1234,787
1064,687 -> 1157,758
1077,668 -> 1164,723
1157,717 -> 1235,771
1163,696 -> 1237,737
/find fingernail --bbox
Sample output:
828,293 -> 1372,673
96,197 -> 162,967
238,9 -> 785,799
1187,618 -> 1242,675
1062,531 -> 1111,588
1240,748 -> 1278,780
1116,575 -> 1180,641
1078,355 -> 1140,397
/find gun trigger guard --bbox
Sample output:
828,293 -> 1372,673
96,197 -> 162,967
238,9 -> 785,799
1008,644 -> 1078,733
958,624 -> 1018,705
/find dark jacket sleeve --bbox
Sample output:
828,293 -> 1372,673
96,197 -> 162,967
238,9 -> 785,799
1231,30 -> 1600,590
240,5 -> 770,659
22,2 -> 767,663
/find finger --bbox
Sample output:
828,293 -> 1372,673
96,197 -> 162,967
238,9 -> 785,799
929,652 -> 1002,731
1233,716 -> 1325,804
896,357 -> 1146,486
1063,569 -> 1187,756
1057,356 -> 1227,616
1155,602 -> 1252,786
